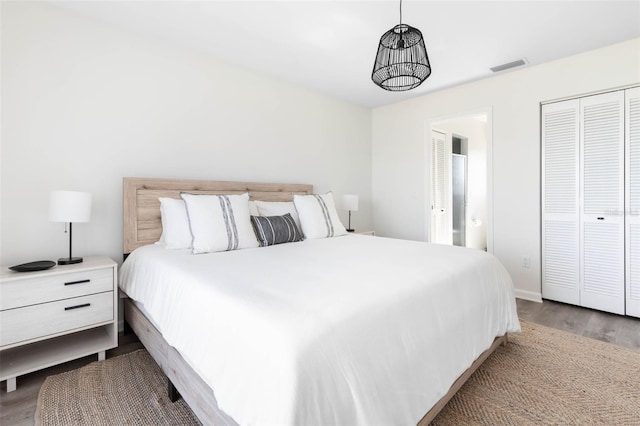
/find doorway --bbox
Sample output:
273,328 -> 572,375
426,109 -> 492,252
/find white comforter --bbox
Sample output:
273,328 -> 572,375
119,235 -> 520,426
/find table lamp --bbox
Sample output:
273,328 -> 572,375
50,190 -> 92,265
342,194 -> 359,232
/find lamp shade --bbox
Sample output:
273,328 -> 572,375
342,194 -> 359,212
371,24 -> 431,91
49,191 -> 92,223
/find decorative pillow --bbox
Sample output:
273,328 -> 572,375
293,192 -> 348,239
250,214 -> 304,247
180,193 -> 259,254
158,197 -> 192,249
254,201 -> 303,232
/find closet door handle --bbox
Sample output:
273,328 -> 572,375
597,217 -> 605,220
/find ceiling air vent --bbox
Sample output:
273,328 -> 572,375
490,58 -> 527,73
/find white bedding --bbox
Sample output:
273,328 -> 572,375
119,234 -> 520,426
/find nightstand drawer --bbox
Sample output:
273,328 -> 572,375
0,292 -> 113,347
0,268 -> 113,310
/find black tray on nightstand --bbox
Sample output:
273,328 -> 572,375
9,260 -> 56,272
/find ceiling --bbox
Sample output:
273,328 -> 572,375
51,1 -> 640,108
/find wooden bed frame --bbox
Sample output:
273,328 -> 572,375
121,176 -> 507,425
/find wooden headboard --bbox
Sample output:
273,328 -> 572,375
123,177 -> 313,255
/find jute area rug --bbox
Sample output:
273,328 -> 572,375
35,321 -> 640,425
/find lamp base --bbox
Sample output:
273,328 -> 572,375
346,229 -> 355,233
58,257 -> 83,265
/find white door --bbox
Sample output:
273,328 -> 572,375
580,91 -> 625,315
542,100 -> 580,305
431,130 -> 452,244
626,87 -> 640,318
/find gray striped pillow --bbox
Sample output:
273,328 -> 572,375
251,214 -> 303,247
180,193 -> 259,254
293,192 -> 347,239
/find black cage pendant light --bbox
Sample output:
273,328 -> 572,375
371,0 -> 431,91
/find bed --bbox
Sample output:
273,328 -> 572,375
119,177 -> 520,425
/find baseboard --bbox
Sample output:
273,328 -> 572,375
514,289 -> 542,303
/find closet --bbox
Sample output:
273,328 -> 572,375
431,130 -> 452,246
542,87 -> 639,317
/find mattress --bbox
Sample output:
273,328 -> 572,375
119,234 -> 520,425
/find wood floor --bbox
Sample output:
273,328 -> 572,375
517,299 -> 640,350
1,299 -> 639,425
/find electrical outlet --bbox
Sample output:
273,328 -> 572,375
522,256 -> 531,269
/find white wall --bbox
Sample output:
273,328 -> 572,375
0,2 -> 372,266
434,118 -> 487,250
372,38 -> 640,301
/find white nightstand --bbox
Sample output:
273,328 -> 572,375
0,256 -> 118,392
355,230 -> 375,236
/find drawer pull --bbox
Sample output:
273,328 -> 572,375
64,279 -> 91,286
64,303 -> 91,311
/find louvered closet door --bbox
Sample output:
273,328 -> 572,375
542,100 -> 580,305
626,87 -> 640,318
431,130 -> 452,245
580,91 -> 625,314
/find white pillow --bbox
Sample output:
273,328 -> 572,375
249,200 -> 259,216
158,197 -> 192,249
181,192 -> 259,254
254,201 -> 303,232
293,192 -> 347,239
